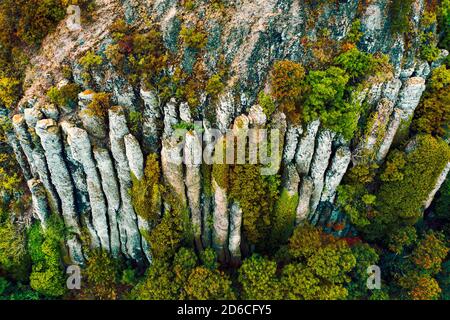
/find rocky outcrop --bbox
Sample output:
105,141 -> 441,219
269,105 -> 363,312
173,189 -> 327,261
216,91 -> 235,133
31,149 -> 61,215
108,106 -> 144,262
184,131 -> 203,246
35,119 -> 81,234
394,77 -> 426,141
161,137 -> 186,204
295,120 -> 320,176
67,126 -> 110,252
78,91 -> 107,140
321,147 -> 352,204
5,0 -> 449,270
308,130 -> 335,223
12,114 -> 37,176
163,98 -> 179,138
296,177 -> 314,224
283,123 -> 302,165
93,148 -> 121,258
212,178 -> 229,260
124,133 -> 152,263
27,179 -> 50,230
140,88 -> 162,153
228,202 -> 242,260
124,134 -> 145,180
377,108 -> 403,162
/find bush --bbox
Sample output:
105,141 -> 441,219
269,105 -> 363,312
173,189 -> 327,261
269,189 -> 299,247
147,192 -> 191,261
389,0 -> 414,35
131,154 -> 162,223
47,83 -> 80,108
180,25 -> 208,50
377,135 -> 450,227
412,66 -> 450,137
205,74 -> 225,97
411,232 -> 448,274
270,60 -> 305,120
0,77 -> 21,108
0,212 -> 30,281
333,48 -> 378,80
258,91 -> 276,118
238,255 -> 282,300
301,66 -> 362,139
84,92 -> 111,117
229,165 -> 279,246
278,224 -> 357,300
83,250 -> 119,300
28,219 -> 66,298
131,260 -> 179,300
79,50 -> 103,70
183,267 -> 236,300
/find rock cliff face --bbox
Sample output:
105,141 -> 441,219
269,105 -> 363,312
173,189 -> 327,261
4,0 -> 449,264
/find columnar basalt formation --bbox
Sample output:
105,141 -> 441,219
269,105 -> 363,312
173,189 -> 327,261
35,119 -> 80,234
108,106 -> 144,262
308,130 -> 335,224
93,148 -> 121,257
212,177 -> 229,260
2,0 -> 449,271
67,126 -> 110,252
184,130 -> 203,247
27,179 -> 50,230
140,88 -> 162,154
295,120 -> 320,176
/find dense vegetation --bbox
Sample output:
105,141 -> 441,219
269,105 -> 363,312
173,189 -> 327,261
0,0 -> 449,302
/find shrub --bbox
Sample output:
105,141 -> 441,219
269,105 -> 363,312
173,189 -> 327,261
336,183 -> 376,228
229,165 -> 279,246
147,192 -> 191,261
205,74 -> 225,97
333,48 -> 377,80
380,150 -> 406,182
389,0 -> 414,35
346,19 -> 363,44
238,255 -> 282,300
399,272 -> 442,300
269,189 -> 299,247
412,65 -> 450,137
131,154 -> 162,223
180,25 -> 208,50
84,92 -> 111,117
377,135 -> 450,225
79,50 -> 103,70
258,91 -> 276,118
411,232 -> 448,274
0,77 -> 21,108
270,60 -> 305,120
47,83 -> 80,107
131,260 -> 179,300
301,66 -> 360,139
84,250 -> 119,300
28,220 -> 66,297
283,224 -> 356,300
0,212 -> 30,281
130,29 -> 169,87
183,267 -> 236,300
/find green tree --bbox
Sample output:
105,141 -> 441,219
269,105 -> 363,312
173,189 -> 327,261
131,153 -> 162,223
83,250 -> 119,300
28,220 -> 66,297
183,267 -> 236,300
377,135 -> 450,230
238,255 -> 282,300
